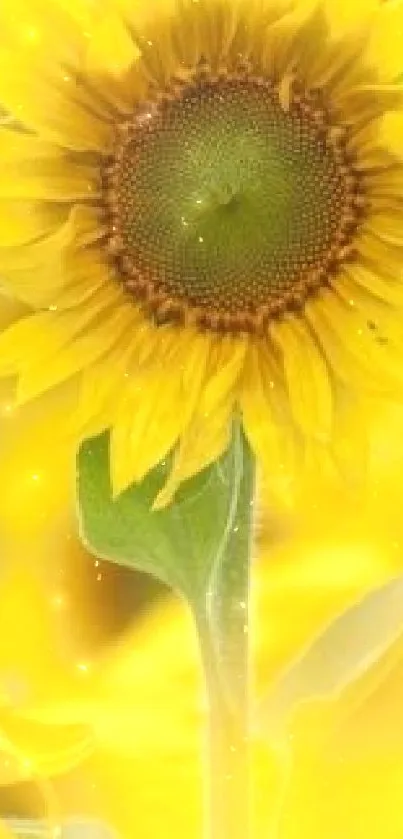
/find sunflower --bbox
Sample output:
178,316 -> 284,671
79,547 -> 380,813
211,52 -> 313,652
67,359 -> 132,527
0,0 -> 403,504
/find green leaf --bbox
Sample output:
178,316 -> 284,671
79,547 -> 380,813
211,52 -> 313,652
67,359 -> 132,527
77,422 -> 253,609
77,422 -> 255,714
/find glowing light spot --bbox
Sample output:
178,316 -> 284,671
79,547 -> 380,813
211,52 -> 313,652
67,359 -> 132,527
51,593 -> 67,611
26,27 -> 39,41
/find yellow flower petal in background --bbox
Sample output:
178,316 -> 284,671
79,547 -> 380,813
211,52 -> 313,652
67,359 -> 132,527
259,579 -> 403,839
0,381 -> 78,545
13,539 -> 402,838
0,710 -> 92,785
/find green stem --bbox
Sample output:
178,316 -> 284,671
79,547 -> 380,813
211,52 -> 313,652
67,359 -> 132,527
199,621 -> 251,839
196,430 -> 255,839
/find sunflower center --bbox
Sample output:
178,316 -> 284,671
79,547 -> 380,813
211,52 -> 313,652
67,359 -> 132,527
106,68 -> 362,334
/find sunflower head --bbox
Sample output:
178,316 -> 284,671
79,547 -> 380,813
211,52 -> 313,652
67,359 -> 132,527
105,57 -> 362,334
0,0 -> 403,502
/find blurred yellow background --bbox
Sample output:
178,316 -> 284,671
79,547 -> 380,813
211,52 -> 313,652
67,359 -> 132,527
1,309 -> 403,838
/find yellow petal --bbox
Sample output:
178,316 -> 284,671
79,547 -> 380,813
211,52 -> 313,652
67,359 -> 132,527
154,412 -> 231,510
134,333 -> 211,483
53,265 -> 109,311
343,261 -> 403,308
239,341 -> 295,505
363,0 -> 403,83
0,133 -> 95,230
155,337 -> 245,508
0,282 -> 121,378
115,0 -> 180,30
0,206 -> 104,307
112,329 -> 211,492
0,201 -> 68,248
370,111 -> 403,159
306,289 -> 403,394
0,0 -> 89,65
0,206 -> 94,272
16,306 -> 134,405
0,709 -> 93,780
357,233 -> 403,284
0,0 -> 114,150
0,54 -> 111,152
72,312 -> 177,444
109,331 -> 200,494
336,84 -> 403,127
201,336 -> 247,418
175,330 -> 212,429
0,313 -> 64,377
330,386 -> 369,492
72,332 -> 139,437
54,0 -> 98,29
363,214 -> 403,248
0,155 -> 99,201
334,271 -> 403,352
84,10 -> 142,110
323,0 -> 378,37
259,0 -> 318,82
270,317 -> 333,439
0,128 -> 65,162
111,382 -> 182,495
